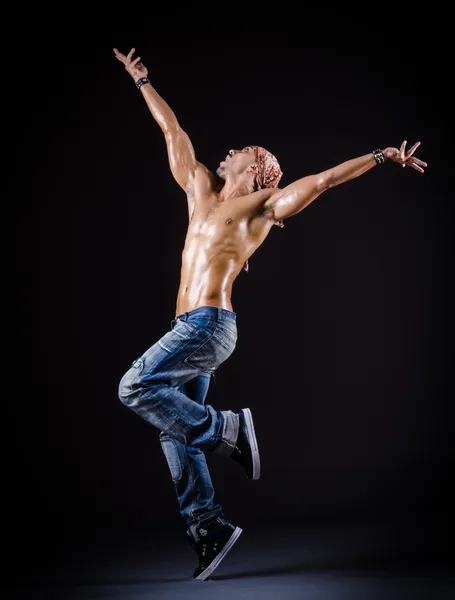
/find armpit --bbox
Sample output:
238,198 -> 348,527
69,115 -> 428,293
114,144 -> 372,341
262,205 -> 284,227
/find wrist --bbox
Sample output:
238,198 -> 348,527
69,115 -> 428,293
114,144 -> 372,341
127,70 -> 146,83
372,148 -> 386,165
135,77 -> 150,90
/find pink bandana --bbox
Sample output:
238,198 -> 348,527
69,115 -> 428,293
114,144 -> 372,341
243,146 -> 284,272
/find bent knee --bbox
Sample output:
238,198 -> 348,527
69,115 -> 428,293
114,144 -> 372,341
118,357 -> 144,404
118,364 -> 141,405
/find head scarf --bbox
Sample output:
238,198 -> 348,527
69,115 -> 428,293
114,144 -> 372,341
243,146 -> 284,272
253,145 -> 283,190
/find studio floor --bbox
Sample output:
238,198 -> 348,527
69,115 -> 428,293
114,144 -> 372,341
6,515 -> 454,599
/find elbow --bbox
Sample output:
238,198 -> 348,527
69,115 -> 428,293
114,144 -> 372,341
316,171 -> 334,192
163,121 -> 180,138
161,109 -> 180,136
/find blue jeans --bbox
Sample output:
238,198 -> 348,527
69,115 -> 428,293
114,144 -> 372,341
118,306 -> 240,528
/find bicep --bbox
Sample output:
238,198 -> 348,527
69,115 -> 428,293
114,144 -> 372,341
265,172 -> 329,222
164,125 -> 197,191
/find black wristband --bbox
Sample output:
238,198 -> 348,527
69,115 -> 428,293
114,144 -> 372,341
135,77 -> 150,90
373,149 -> 385,165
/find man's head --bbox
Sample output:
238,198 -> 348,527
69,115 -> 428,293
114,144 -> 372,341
216,145 -> 283,191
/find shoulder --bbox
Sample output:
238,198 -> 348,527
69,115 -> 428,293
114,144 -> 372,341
195,161 -> 218,187
186,162 -> 217,195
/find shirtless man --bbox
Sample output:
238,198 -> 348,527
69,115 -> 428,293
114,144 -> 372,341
114,48 -> 427,581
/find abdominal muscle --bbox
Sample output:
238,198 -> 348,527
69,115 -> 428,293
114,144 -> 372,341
174,232 -> 245,316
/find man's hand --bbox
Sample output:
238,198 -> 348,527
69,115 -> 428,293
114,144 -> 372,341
113,47 -> 148,82
383,140 -> 427,173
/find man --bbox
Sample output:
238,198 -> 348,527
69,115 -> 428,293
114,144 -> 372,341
113,47 -> 426,581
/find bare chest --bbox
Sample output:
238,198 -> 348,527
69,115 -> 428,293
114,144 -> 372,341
191,197 -> 245,232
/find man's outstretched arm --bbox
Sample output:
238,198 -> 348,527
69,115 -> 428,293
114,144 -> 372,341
114,48 -> 198,193
264,142 -> 427,223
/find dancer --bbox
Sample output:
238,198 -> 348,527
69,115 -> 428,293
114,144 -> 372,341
113,47 -> 426,580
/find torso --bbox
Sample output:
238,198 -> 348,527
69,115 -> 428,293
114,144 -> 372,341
175,166 -> 276,316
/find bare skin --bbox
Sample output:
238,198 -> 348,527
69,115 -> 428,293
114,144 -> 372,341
114,48 -> 428,317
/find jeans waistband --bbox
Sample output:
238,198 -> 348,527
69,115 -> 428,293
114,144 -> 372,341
175,306 -> 237,324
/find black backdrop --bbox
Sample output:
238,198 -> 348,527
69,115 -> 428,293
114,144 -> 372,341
9,39 -> 452,563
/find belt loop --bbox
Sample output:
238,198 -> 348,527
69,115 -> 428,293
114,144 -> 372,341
183,311 -> 188,321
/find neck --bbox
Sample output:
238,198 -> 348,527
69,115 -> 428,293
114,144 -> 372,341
217,175 -> 254,201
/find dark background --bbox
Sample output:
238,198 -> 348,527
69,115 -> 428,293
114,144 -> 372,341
9,37 -> 453,576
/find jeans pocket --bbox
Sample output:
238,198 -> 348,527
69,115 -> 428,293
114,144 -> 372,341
213,321 -> 238,350
175,318 -> 197,335
160,436 -> 183,482
158,320 -> 199,353
184,331 -> 236,372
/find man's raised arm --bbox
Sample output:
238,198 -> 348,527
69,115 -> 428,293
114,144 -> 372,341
263,142 -> 427,223
114,48 -> 198,193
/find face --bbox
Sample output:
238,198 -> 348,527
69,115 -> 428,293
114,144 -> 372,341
216,146 -> 258,180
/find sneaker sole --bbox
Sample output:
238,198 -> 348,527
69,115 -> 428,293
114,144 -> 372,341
194,526 -> 243,581
242,407 -> 261,480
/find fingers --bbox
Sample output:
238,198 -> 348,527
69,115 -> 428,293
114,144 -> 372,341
392,140 -> 426,173
113,48 -> 126,62
406,141 -> 421,157
404,140 -> 427,172
408,161 -> 424,173
113,47 -> 140,69
405,157 -> 426,173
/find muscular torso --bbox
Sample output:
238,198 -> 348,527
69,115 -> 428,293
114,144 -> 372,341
175,167 -> 276,316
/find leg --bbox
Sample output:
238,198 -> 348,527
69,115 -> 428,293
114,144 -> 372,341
159,373 -> 224,529
118,309 -> 239,456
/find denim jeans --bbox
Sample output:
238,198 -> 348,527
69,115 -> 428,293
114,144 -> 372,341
118,306 -> 240,528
